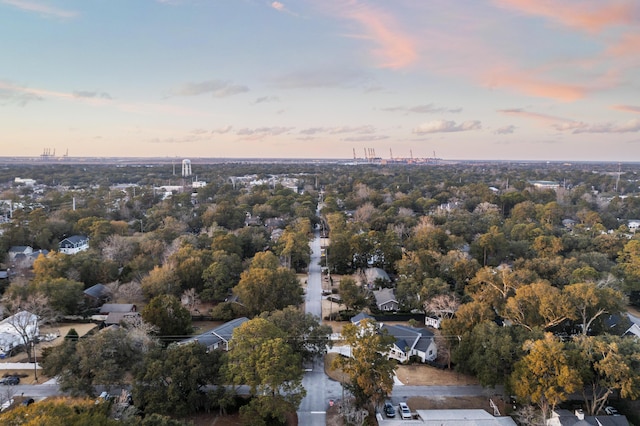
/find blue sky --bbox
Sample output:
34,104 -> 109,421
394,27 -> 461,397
1,0 -> 639,161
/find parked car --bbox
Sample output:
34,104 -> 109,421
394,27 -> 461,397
0,376 -> 20,385
22,398 -> 35,406
399,402 -> 412,420
384,402 -> 396,418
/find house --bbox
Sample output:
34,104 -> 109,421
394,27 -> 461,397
83,284 -> 111,306
99,303 -> 137,315
382,324 -> 437,363
373,288 -> 398,311
547,409 -> 629,426
0,311 -> 39,357
178,317 -> 249,352
8,246 -> 33,261
350,313 -> 437,363
350,312 -> 374,327
59,235 -> 89,254
104,311 -> 140,327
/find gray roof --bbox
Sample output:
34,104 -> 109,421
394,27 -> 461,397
550,410 -> 629,426
100,303 -> 136,314
179,317 -> 249,349
373,288 -> 397,306
351,312 -> 374,324
8,246 -> 32,253
60,235 -> 88,247
381,324 -> 434,353
84,284 -> 110,300
105,312 -> 139,325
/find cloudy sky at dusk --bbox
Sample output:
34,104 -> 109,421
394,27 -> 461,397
1,0 -> 640,161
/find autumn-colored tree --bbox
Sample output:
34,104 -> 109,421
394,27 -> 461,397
511,333 -> 582,421
502,281 -> 574,331
0,397 -> 118,426
617,239 -> 640,291
233,251 -> 303,316
573,335 -> 640,415
563,283 -> 625,335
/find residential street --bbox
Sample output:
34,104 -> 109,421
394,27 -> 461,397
297,228 -> 342,426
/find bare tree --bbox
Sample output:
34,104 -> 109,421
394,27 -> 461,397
2,294 -> 55,362
101,235 -> 136,267
425,294 -> 460,320
106,281 -> 143,303
120,315 -> 159,353
181,288 -> 200,313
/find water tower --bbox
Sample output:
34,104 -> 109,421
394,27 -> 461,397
181,159 -> 192,177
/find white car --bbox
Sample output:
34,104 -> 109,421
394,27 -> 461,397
399,402 -> 412,420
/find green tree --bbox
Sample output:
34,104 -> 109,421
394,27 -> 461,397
453,321 -> 539,387
334,318 -> 395,410
42,326 -> 153,396
133,342 -> 224,416
261,306 -> 332,363
338,277 -> 368,312
141,295 -> 193,338
226,318 -> 305,425
30,277 -> 84,315
511,333 -> 582,422
201,250 -> 243,301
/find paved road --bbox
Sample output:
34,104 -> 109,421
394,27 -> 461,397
297,228 -> 339,426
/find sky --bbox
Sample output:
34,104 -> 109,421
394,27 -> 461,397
1,0 -> 640,161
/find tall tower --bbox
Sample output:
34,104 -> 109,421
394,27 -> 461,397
181,159 -> 192,178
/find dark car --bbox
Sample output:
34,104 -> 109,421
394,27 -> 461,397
0,376 -> 20,385
384,402 -> 396,418
22,398 -> 35,406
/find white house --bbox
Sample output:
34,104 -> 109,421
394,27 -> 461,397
350,313 -> 438,363
382,324 -> 437,363
0,311 -> 39,357
59,235 -> 89,254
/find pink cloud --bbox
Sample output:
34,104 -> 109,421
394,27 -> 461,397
325,1 -> 418,69
498,108 -> 572,124
485,67 -> 587,101
607,32 -> 640,57
612,105 -> 640,114
493,0 -> 637,33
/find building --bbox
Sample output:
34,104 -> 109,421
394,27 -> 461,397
59,235 -> 89,254
178,317 -> 249,352
0,311 -> 39,358
529,180 -> 560,190
373,288 -> 399,311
